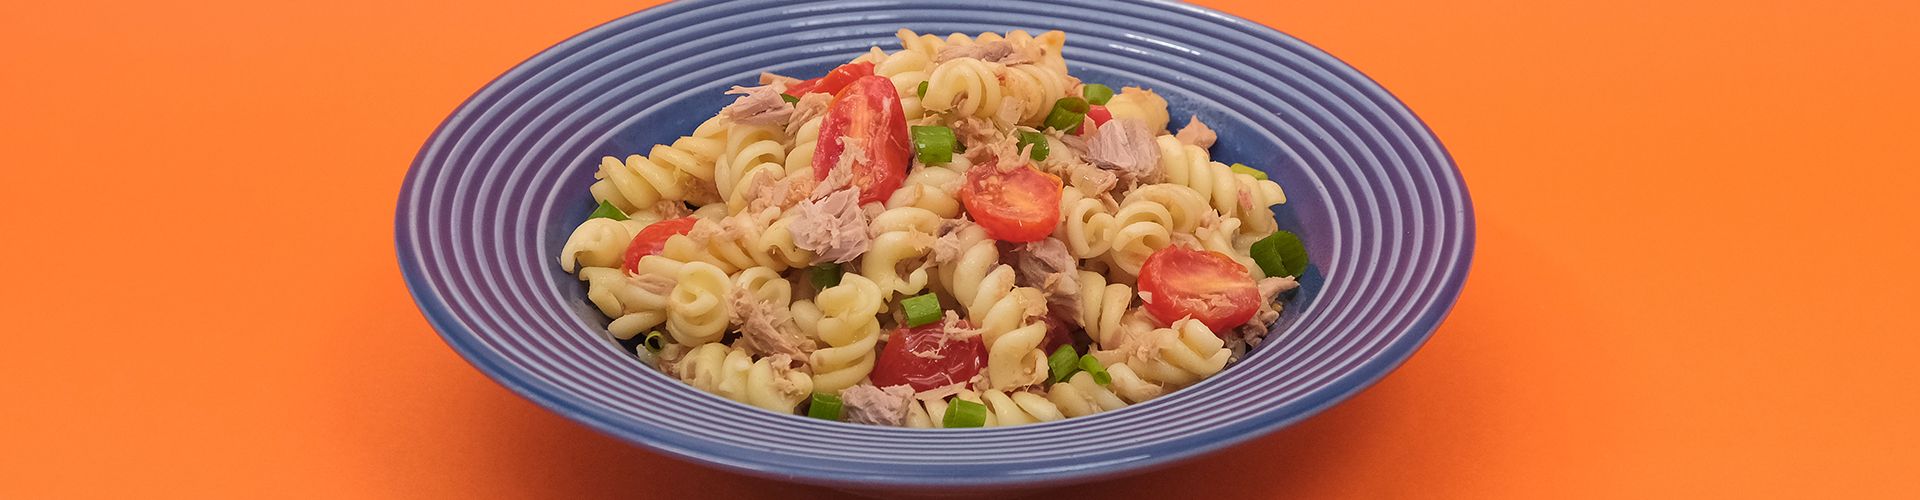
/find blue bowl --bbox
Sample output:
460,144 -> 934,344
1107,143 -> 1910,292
397,0 -> 1472,493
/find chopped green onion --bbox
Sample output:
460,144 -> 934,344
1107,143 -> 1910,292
1048,345 -> 1080,383
809,263 -> 843,289
780,93 -> 799,104
1230,163 -> 1269,180
588,200 -> 629,221
1078,354 -> 1111,385
1043,96 -> 1090,131
808,392 -> 844,420
1250,230 -> 1310,278
942,399 -> 987,428
902,293 -> 943,327
1017,130 -> 1049,162
910,125 -> 956,165
1082,84 -> 1115,105
916,81 -> 929,97
641,331 -> 666,353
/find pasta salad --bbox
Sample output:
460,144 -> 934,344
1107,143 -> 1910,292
558,30 -> 1308,427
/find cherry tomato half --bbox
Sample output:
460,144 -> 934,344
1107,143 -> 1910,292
1076,105 -> 1113,135
1137,246 -> 1259,334
959,162 -> 1062,242
870,322 -> 987,392
620,217 -> 698,273
811,75 -> 910,205
785,61 -> 875,97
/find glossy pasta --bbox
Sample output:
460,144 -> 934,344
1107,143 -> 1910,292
553,30 -> 1302,428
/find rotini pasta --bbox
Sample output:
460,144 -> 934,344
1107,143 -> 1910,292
807,273 -> 884,392
555,30 -> 1301,428
1154,135 -> 1288,234
673,343 -> 813,413
591,116 -> 728,212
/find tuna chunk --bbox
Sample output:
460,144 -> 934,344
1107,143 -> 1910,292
1009,237 -> 1081,322
1085,118 -> 1162,185
728,287 -> 815,363
786,92 -> 832,140
720,85 -> 794,127
1174,115 -> 1218,149
934,40 -> 1040,66
839,384 -> 916,426
787,188 -> 872,264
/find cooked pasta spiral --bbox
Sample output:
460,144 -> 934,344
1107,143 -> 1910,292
783,116 -> 823,177
1154,135 -> 1288,234
1104,87 -> 1171,134
1054,187 -> 1117,259
1106,318 -> 1230,389
655,211 -> 813,275
979,389 -> 1066,425
659,258 -> 731,346
999,62 -> 1074,125
673,343 -> 813,413
934,224 -> 1048,388
575,266 -> 670,340
921,58 -> 1007,122
1076,270 -> 1135,349
1107,183 -> 1210,275
862,206 -> 942,297
716,124 -> 788,213
558,217 -> 639,272
870,47 -> 933,119
885,160 -> 966,218
806,273 -> 884,392
590,116 -> 727,212
1046,371 -> 1129,417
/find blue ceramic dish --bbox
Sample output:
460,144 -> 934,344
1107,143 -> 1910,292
397,0 -> 1472,493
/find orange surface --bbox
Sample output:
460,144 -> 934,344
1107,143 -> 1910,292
3,0 -> 1918,498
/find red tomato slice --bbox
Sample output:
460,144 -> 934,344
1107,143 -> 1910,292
785,62 -> 875,97
1137,246 -> 1259,334
811,75 -> 910,205
1077,105 -> 1113,135
870,322 -> 987,392
620,217 -> 698,273
959,162 -> 1062,242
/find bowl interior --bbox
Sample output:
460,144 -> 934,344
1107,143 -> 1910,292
403,0 -> 1470,491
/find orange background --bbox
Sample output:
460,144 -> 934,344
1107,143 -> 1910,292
3,0 -> 1917,498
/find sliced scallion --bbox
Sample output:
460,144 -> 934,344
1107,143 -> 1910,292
641,331 -> 666,353
1078,354 -> 1112,385
588,200 -> 629,221
1230,163 -> 1269,180
1250,230 -> 1309,278
902,293 -> 942,328
1048,345 -> 1080,383
1043,96 -> 1090,131
910,125 -> 956,165
780,93 -> 799,104
808,392 -> 844,420
1082,84 -> 1114,105
942,399 -> 987,428
1017,130 -> 1049,162
809,263 -> 843,289
916,81 -> 929,97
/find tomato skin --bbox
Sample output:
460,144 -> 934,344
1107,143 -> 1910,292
959,162 -> 1062,242
870,322 -> 987,392
785,62 -> 875,97
1137,247 -> 1260,334
811,75 -> 910,205
1077,105 -> 1113,135
620,217 -> 698,273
